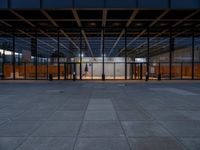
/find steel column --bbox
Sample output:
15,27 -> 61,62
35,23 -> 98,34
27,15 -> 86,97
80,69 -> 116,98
125,28 -> 127,80
80,29 -> 82,80
12,30 -> 15,80
146,28 -> 150,80
102,28 -> 105,80
192,30 -> 195,80
57,31 -> 60,80
169,28 -> 173,80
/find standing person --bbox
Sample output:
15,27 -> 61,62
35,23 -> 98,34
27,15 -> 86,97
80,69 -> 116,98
82,63 -> 89,78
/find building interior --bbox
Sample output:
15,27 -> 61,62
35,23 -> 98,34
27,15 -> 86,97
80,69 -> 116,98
0,9 -> 200,80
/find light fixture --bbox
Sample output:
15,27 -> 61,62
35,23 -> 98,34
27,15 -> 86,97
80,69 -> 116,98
88,22 -> 96,27
183,23 -> 191,26
135,23 -> 142,26
79,53 -> 84,57
102,54 -> 106,57
38,22 -> 48,26
160,23 -> 167,26
112,22 -> 120,27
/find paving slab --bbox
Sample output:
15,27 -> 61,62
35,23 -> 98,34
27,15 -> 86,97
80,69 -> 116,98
118,110 -> 152,121
84,111 -> 117,120
29,104 -> 61,111
59,104 -> 87,111
74,138 -> 130,150
89,98 -> 112,104
147,110 -> 190,121
114,104 -> 142,111
128,137 -> 185,150
160,121 -> 200,137
0,121 -> 41,137
180,138 -> 200,150
79,121 -> 124,137
16,137 -> 75,150
122,121 -> 171,137
48,111 -> 84,121
0,137 -> 26,150
13,111 -> 54,121
0,110 -> 25,120
0,120 -> 7,126
32,121 -> 81,137
87,104 -> 115,111
179,111 -> 200,120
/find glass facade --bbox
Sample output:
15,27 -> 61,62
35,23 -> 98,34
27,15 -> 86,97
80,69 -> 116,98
0,8 -> 200,80
0,27 -> 199,80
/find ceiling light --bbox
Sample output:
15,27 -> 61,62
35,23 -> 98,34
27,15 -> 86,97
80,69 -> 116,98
135,23 -> 142,26
38,22 -> 48,26
183,23 -> 191,26
160,23 -> 167,26
112,22 -> 120,27
88,22 -> 96,27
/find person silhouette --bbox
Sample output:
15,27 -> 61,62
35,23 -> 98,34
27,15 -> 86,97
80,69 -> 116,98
82,63 -> 89,78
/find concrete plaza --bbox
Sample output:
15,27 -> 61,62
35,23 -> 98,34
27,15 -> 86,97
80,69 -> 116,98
0,80 -> 200,150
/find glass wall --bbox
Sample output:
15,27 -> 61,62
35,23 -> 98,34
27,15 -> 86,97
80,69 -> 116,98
173,30 -> 192,80
127,28 -> 147,80
15,36 -> 31,79
0,35 -> 13,79
0,27 -> 199,80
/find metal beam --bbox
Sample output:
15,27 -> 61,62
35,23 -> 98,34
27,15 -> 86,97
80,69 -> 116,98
0,21 -> 61,56
41,10 -> 80,51
172,10 -> 200,27
41,10 -> 58,27
123,10 -> 198,57
100,9 -> 107,56
3,18 -> 200,22
72,10 -> 94,57
102,9 -> 107,27
116,10 -> 169,56
6,11 -> 57,51
127,29 -> 168,55
38,29 -> 73,54
0,20 -> 12,27
149,10 -> 170,27
129,29 -> 191,57
0,30 -> 50,54
108,10 -> 139,56
10,10 -> 35,27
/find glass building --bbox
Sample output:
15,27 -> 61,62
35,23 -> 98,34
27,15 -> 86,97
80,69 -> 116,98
0,0 -> 200,80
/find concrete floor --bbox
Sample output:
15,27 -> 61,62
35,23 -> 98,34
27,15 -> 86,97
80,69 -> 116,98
0,80 -> 200,150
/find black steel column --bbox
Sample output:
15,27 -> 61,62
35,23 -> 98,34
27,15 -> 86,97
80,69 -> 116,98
169,28 -> 173,80
2,50 -> 5,77
35,32 -> 38,80
146,28 -> 150,80
47,57 -> 49,80
57,31 -> 60,80
125,28 -> 127,80
2,49 -> 5,79
91,63 -> 93,80
102,28 -> 105,80
24,63 -> 26,80
192,30 -> 195,80
31,31 -> 38,80
80,29 -> 82,80
12,31 -> 15,80
64,63 -> 66,80
114,62 -> 116,80
181,62 -> 183,80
